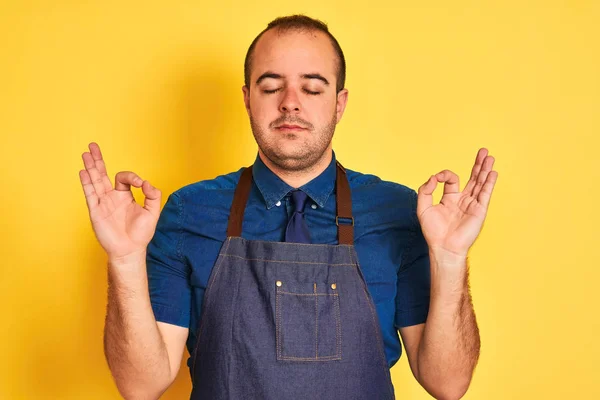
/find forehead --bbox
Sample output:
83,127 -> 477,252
251,29 -> 337,81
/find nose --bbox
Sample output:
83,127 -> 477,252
279,88 -> 301,114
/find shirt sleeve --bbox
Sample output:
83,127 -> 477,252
394,189 -> 431,328
146,192 -> 191,328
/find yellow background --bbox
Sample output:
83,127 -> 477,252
1,0 -> 598,398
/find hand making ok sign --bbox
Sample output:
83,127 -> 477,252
79,142 -> 162,261
417,148 -> 498,258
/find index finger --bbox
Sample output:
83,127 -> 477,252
463,148 -> 488,195
89,142 -> 113,193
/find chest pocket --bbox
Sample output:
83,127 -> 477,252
275,279 -> 342,362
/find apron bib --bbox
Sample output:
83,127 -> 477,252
190,161 -> 395,399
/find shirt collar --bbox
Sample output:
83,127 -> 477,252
252,151 -> 337,210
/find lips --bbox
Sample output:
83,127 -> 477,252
276,124 -> 306,131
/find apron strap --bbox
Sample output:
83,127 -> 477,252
226,160 -> 354,245
226,166 -> 254,238
335,161 -> 354,245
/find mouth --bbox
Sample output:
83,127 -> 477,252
275,124 -> 307,132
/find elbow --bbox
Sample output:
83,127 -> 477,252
106,363 -> 172,400
116,381 -> 169,400
420,373 -> 473,400
435,385 -> 471,400
105,365 -> 170,399
104,347 -> 174,399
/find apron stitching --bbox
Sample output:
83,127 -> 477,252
278,355 -> 341,361
276,289 -> 281,360
227,258 -> 243,399
222,253 -> 355,266
315,283 -> 318,359
237,237 -> 353,248
357,258 -> 395,397
363,289 -> 392,385
191,236 -> 232,385
347,245 -> 353,264
277,292 -> 339,297
335,294 -> 342,359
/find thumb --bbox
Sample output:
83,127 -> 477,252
141,180 -> 162,216
115,171 -> 143,191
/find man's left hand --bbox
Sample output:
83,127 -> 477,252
416,147 -> 498,259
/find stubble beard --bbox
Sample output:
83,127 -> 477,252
250,112 -> 337,172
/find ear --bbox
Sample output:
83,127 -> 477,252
242,85 -> 251,115
335,88 -> 349,123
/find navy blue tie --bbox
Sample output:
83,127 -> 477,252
285,190 -> 311,244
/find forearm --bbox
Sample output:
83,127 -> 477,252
417,250 -> 480,400
104,253 -> 172,399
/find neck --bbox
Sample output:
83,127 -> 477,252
258,147 -> 333,189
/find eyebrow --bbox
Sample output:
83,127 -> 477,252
255,72 -> 330,86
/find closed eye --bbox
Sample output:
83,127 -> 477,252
262,88 -> 321,95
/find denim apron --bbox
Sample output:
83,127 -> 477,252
190,161 -> 395,399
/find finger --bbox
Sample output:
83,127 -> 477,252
115,171 -> 144,191
435,169 -> 460,195
89,142 -> 113,194
141,180 -> 162,217
79,169 -> 99,210
417,175 -> 437,218
82,151 -> 107,198
478,170 -> 498,209
473,156 -> 495,199
463,148 -> 488,196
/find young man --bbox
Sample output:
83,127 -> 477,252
80,15 -> 497,400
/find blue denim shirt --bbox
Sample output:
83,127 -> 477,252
147,150 -> 431,369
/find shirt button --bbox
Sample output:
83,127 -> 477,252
275,201 -> 281,207
311,204 -> 317,209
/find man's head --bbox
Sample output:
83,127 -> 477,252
242,15 -> 349,171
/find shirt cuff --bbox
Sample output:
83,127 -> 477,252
151,302 -> 190,328
395,302 -> 430,328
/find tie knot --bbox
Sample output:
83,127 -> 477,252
290,190 -> 308,213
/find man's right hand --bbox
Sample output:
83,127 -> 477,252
79,142 -> 162,262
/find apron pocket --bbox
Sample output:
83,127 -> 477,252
275,280 -> 342,361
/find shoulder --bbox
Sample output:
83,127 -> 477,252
345,167 -> 416,200
171,167 -> 245,201
161,168 -> 247,231
163,168 -> 246,216
344,167 -> 420,231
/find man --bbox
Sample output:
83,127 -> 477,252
79,15 -> 498,400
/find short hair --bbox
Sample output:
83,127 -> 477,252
244,15 -> 346,93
